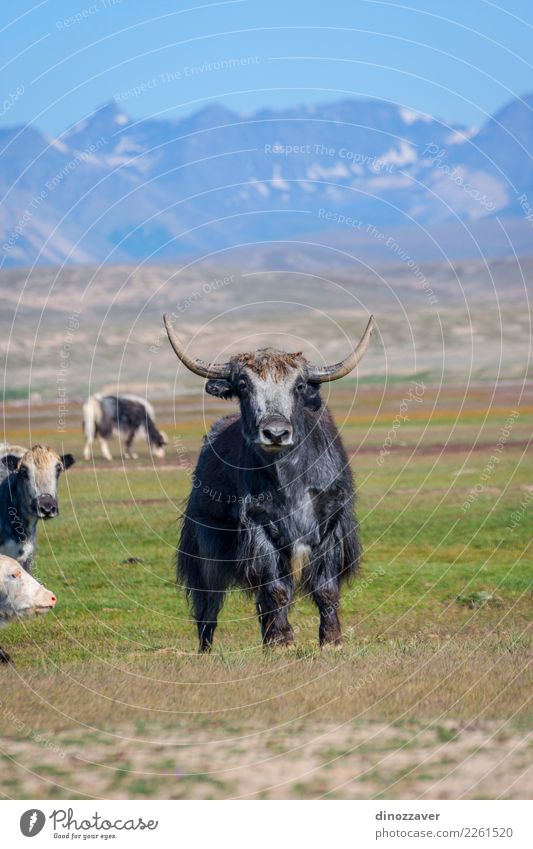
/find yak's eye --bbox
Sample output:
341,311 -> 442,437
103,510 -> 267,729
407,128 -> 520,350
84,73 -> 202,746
56,464 -> 62,475
238,379 -> 248,394
296,381 -> 306,394
10,572 -> 20,580
18,466 -> 28,479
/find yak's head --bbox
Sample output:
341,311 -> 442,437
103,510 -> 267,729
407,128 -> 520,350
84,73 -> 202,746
163,315 -> 375,454
0,555 -> 56,623
2,446 -> 75,519
152,432 -> 168,459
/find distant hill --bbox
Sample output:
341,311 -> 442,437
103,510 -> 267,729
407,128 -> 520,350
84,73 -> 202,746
1,95 -> 532,268
1,256 -> 531,395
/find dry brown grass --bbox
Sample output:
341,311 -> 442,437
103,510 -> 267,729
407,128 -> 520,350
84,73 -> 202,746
0,636 -> 531,800
0,635 -> 531,799
1,636 -> 531,734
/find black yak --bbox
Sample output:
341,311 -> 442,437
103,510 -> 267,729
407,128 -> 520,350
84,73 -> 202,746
164,314 -> 375,651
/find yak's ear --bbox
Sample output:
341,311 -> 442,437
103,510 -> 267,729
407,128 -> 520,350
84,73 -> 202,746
205,379 -> 235,400
1,454 -> 20,472
61,453 -> 76,470
304,382 -> 322,411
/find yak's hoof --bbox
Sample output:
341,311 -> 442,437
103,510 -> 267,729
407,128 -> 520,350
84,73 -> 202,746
320,638 -> 344,650
264,631 -> 295,649
0,648 -> 12,664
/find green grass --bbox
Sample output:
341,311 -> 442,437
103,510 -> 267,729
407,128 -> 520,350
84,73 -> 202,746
3,399 -> 531,664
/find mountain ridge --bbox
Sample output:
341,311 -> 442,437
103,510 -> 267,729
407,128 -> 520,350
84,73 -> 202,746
1,93 -> 532,269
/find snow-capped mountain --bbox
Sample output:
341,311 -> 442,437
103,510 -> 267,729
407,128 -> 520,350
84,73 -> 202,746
0,95 -> 531,268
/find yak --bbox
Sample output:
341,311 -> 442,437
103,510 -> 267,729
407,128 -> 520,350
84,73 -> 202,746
82,394 -> 167,461
0,446 -> 75,573
0,554 -> 57,663
164,314 -> 375,652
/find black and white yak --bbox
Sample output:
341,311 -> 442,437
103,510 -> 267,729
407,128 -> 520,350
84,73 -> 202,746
163,313 -> 375,651
82,394 -> 168,461
0,446 -> 75,573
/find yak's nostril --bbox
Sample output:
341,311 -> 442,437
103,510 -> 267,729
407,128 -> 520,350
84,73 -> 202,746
262,425 -> 292,444
264,427 -> 286,439
50,595 -> 57,604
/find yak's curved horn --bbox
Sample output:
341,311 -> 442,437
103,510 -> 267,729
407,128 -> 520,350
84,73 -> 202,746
163,314 -> 232,379
307,316 -> 375,383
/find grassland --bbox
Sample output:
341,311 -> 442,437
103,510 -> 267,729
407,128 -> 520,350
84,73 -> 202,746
0,381 -> 531,799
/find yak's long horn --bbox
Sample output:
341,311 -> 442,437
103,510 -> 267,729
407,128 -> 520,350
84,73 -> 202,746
163,314 -> 232,379
307,316 -> 375,383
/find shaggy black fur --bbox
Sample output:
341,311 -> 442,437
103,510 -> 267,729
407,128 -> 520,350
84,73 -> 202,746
178,376 -> 361,651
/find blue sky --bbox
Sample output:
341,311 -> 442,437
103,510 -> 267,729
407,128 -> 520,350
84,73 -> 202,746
1,0 -> 532,134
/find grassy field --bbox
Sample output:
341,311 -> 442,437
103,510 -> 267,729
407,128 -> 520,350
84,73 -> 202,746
0,381 -> 531,799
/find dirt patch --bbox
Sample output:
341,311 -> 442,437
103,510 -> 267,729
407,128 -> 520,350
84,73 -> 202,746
0,720 -> 530,800
348,439 -> 533,457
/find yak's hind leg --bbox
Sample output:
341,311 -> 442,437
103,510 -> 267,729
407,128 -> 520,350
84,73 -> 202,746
178,519 -> 233,653
98,436 -> 113,461
83,436 -> 93,461
190,572 -> 228,653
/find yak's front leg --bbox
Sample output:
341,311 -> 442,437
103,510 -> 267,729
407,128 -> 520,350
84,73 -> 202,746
256,550 -> 295,648
256,577 -> 295,647
248,526 -> 295,647
312,579 -> 343,647
310,533 -> 348,648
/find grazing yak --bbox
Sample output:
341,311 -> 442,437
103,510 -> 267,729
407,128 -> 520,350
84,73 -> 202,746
82,394 -> 168,460
164,313 -> 375,651
0,554 -> 56,663
0,445 -> 75,573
